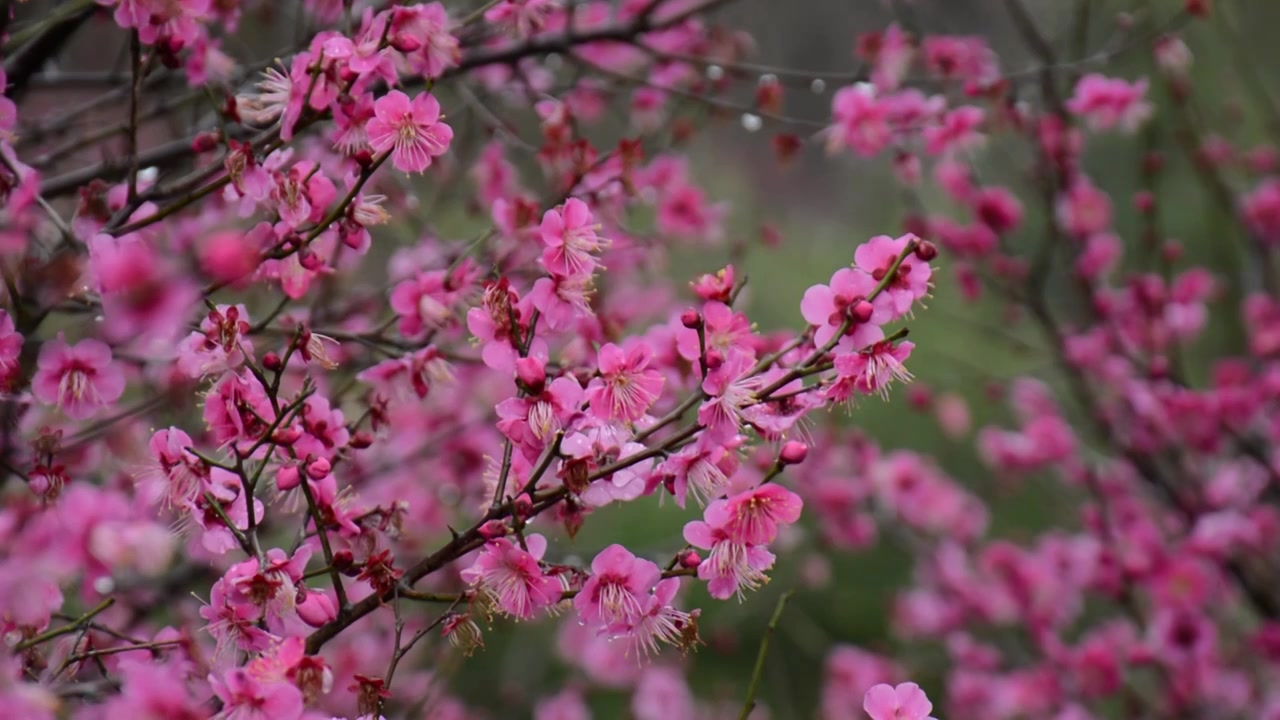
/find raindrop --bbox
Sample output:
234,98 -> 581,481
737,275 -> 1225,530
94,577 -> 115,595
810,78 -> 827,94
740,113 -> 763,132
758,73 -> 778,87
706,65 -> 724,81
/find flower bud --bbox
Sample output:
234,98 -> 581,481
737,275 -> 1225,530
513,493 -> 534,519
679,550 -> 702,569
515,356 -> 546,394
851,300 -> 874,324
276,462 -> 302,491
306,457 -> 332,480
779,440 -> 809,466
272,426 -> 302,445
191,130 -> 222,154
263,352 -> 283,372
349,431 -> 374,449
681,309 -> 703,329
333,549 -> 357,575
199,231 -> 259,285
704,349 -> 724,370
479,520 -> 509,540
390,34 -> 421,53
299,250 -> 326,272
913,239 -> 939,261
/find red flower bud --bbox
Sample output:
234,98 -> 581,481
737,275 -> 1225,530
779,440 -> 808,466
913,240 -> 939,261
679,550 -> 702,569
851,300 -> 874,324
263,353 -> 283,372
306,457 -> 332,480
191,130 -> 221,154
681,309 -> 703,329
704,349 -> 724,370
515,356 -> 546,394
349,431 -> 374,449
478,520 -> 509,540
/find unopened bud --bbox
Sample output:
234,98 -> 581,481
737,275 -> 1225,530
704,349 -> 724,370
191,130 -> 221,154
851,300 -> 874,324
272,426 -> 302,445
299,250 -> 325,272
513,493 -> 533,519
306,457 -> 332,479
478,520 -> 509,540
390,34 -> 421,53
779,441 -> 808,466
333,549 -> 356,574
263,352 -> 283,372
681,310 -> 703,329
515,356 -> 546,394
349,431 -> 374,449
679,550 -> 702,569
913,240 -> 938,261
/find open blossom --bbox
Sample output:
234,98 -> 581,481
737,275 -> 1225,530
574,544 -> 661,627
853,234 -> 930,319
462,534 -> 562,619
831,340 -> 916,401
586,342 -> 665,422
367,90 -> 454,173
31,336 -> 126,420
683,507 -> 776,601
657,435 -> 740,508
828,85 -> 891,156
801,267 -> 889,351
863,682 -> 936,720
540,197 -> 606,277
209,666 -> 304,720
1067,74 -> 1153,133
714,485 -> 804,546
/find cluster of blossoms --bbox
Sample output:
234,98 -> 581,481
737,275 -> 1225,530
1,0 -> 940,717
2,0 -> 1267,716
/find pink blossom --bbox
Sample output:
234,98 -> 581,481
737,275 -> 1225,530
367,90 -> 454,174
540,198 -> 605,277
496,367 -> 584,457
853,234 -> 931,319
922,106 -> 985,156
31,336 -> 125,420
683,509 -> 775,600
209,666 -> 304,720
863,682 -> 936,720
1242,178 -> 1280,245
574,544 -> 660,626
1057,177 -> 1113,238
462,534 -> 562,619
828,85 -> 891,156
830,340 -> 916,401
714,484 -> 804,545
1067,74 -> 1153,133
800,268 -> 887,351
657,434 -> 740,508
586,342 -> 665,422
657,184 -> 725,243
676,301 -> 754,363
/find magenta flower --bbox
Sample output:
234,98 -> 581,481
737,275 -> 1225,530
574,544 -> 661,627
209,666 -> 305,720
461,534 -> 562,619
540,198 -> 606,277
683,512 -> 775,601
1056,177 -> 1113,238
831,340 -> 916,401
656,184 -> 725,243
800,268 -> 889,350
496,369 -> 584,458
853,234 -> 932,319
528,273 -> 595,331
389,269 -> 465,338
863,682 -> 936,720
1242,178 -> 1280,245
657,435 -> 739,508
367,90 -> 454,174
922,106 -> 985,156
587,342 -> 665,422
1067,73 -> 1153,134
698,350 -> 764,441
31,336 -> 125,420
616,576 -> 697,657
828,85 -> 891,157
714,484 -> 804,546
675,301 -> 754,363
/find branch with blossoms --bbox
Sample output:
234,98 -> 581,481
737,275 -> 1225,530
0,0 -> 949,717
